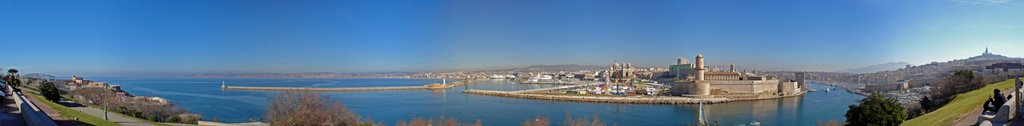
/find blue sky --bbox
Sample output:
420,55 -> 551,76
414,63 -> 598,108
2,0 -> 1023,76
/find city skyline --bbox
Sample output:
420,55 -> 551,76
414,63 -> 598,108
3,0 -> 1024,76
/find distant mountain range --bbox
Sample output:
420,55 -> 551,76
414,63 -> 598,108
839,62 -> 913,74
22,73 -> 56,79
185,64 -> 611,78
498,64 -> 608,72
186,72 -> 418,78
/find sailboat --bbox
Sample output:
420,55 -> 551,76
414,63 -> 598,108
697,102 -> 707,125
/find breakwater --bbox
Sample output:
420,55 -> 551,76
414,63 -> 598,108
222,79 -> 484,91
224,85 -> 430,91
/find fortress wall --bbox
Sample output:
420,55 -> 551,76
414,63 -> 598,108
708,80 -> 780,94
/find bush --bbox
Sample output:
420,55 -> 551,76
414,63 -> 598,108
166,115 -> 181,123
265,92 -> 359,126
39,81 -> 61,102
520,113 -> 609,126
394,117 -> 481,126
846,93 -> 906,126
817,119 -> 843,126
166,114 -> 201,124
69,87 -> 191,123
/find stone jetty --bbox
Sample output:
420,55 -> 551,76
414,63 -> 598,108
224,85 -> 431,91
222,78 -> 485,91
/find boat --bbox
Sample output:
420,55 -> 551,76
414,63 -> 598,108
749,121 -> 761,126
489,75 -> 507,79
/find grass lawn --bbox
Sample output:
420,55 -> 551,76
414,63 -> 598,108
90,105 -> 172,126
902,78 -> 1019,126
24,93 -> 122,126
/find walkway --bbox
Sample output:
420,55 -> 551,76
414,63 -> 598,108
1,89 -> 26,126
64,102 -> 155,126
952,107 -> 985,126
22,94 -> 76,126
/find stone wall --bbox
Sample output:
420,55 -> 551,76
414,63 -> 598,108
7,85 -> 57,126
707,80 -> 780,94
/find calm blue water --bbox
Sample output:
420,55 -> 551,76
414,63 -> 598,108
88,77 -> 863,125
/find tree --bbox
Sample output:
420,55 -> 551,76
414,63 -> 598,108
919,96 -> 933,112
39,81 -> 61,102
932,69 -> 985,100
845,93 -> 906,126
7,68 -> 18,75
3,68 -> 20,87
265,92 -> 359,126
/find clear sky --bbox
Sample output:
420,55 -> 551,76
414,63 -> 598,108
2,0 -> 1023,76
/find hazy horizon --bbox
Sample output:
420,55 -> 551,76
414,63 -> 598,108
3,0 -> 1024,76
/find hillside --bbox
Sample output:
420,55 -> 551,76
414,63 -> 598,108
840,62 -> 913,74
502,64 -> 607,72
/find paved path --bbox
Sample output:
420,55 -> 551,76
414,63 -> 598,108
950,90 -> 1016,126
22,94 -> 77,126
65,102 -> 154,126
0,90 -> 26,126
952,107 -> 984,126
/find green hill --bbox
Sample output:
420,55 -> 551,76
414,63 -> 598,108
902,78 -> 1018,126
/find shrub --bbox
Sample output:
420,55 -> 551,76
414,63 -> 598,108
39,81 -> 61,102
394,117 -> 481,126
167,114 -> 201,124
845,93 -> 906,126
265,92 -> 359,126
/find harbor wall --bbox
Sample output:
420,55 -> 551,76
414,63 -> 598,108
222,79 -> 485,91
224,85 -> 429,91
706,80 -> 779,94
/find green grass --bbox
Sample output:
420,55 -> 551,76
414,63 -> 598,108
902,78 -> 1018,126
91,105 -> 171,126
24,93 -> 122,126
